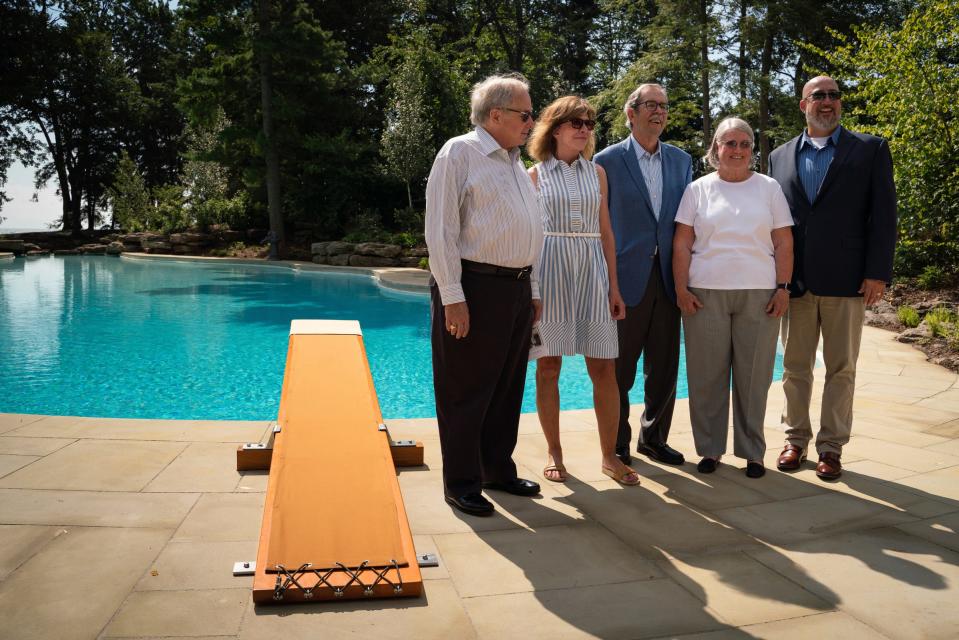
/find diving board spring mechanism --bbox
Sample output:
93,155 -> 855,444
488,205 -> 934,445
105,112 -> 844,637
248,319 -> 424,604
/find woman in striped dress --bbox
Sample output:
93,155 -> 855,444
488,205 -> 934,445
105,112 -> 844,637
527,96 -> 636,486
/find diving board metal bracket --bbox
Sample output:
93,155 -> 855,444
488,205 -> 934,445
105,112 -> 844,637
237,421 -> 424,470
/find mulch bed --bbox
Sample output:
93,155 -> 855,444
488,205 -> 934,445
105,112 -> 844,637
866,281 -> 959,372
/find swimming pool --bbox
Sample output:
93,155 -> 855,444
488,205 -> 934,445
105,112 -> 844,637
0,255 -> 783,420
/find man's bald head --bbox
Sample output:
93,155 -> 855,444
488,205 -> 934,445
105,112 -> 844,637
802,75 -> 839,98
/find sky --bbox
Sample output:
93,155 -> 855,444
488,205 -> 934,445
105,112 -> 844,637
2,162 -> 61,231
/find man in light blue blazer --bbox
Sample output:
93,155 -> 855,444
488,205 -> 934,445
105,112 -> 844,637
594,83 -> 693,467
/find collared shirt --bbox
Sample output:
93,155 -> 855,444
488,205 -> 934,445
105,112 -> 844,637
797,126 -> 842,204
425,126 -> 543,305
632,137 -> 663,220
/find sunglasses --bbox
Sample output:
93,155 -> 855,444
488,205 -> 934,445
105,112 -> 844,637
721,140 -> 753,150
565,117 -> 596,131
805,90 -> 841,102
502,107 -> 535,122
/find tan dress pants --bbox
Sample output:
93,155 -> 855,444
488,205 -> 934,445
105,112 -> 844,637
781,292 -> 865,455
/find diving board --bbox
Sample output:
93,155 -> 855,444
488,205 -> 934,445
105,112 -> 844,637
250,319 -> 423,603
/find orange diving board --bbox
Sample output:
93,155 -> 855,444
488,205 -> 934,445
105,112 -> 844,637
251,319 -> 423,603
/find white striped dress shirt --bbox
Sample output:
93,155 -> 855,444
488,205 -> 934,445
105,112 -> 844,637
425,126 -> 543,305
634,141 -> 663,220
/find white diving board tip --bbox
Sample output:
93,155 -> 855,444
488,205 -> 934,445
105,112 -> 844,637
289,319 -> 362,336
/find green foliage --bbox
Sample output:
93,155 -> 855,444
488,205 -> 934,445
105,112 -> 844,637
109,152 -> 152,231
811,0 -> 959,273
925,306 -> 957,338
894,239 -> 959,279
897,305 -> 920,328
917,265 -> 952,291
342,210 -> 390,243
418,257 -> 430,270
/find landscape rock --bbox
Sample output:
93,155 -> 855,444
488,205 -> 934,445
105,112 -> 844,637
311,255 -> 329,265
325,241 -> 355,256
311,241 -> 332,256
354,242 -> 402,258
26,250 -> 50,256
170,232 -> 210,245
349,255 -> 398,267
398,257 -> 423,268
897,325 -> 931,343
54,249 -> 79,255
407,247 -> 429,258
141,240 -> 172,252
215,229 -> 244,242
327,253 -> 351,266
77,244 -> 108,254
0,239 -> 25,252
105,242 -> 124,255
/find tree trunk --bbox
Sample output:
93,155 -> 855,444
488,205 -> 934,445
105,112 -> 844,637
699,0 -> 712,146
758,16 -> 773,174
739,0 -> 747,105
406,181 -> 413,210
257,0 -> 285,258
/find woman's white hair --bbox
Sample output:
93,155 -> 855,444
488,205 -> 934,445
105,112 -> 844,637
470,73 -> 530,126
704,117 -> 755,169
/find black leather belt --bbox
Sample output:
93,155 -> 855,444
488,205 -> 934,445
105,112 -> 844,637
462,259 -> 532,280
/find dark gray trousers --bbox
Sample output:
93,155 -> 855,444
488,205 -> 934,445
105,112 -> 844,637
615,261 -> 680,451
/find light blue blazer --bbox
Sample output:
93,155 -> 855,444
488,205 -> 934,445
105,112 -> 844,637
594,136 -> 692,306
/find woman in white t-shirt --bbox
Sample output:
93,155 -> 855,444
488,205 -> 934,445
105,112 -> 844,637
672,117 -> 794,479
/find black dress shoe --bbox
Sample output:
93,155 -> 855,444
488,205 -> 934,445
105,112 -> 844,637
482,477 -> 541,496
615,447 -> 632,465
697,457 -> 720,474
637,442 -> 685,465
745,462 -> 766,478
445,492 -> 494,517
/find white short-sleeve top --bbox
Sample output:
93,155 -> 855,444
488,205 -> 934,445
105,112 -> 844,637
674,172 -> 794,289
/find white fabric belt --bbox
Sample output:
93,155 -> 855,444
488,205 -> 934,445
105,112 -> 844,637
544,232 -> 601,238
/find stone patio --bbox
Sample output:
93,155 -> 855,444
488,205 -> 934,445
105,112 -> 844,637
1,325 -> 958,639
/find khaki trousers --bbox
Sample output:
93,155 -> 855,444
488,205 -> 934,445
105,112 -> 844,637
683,288 -> 780,461
781,292 -> 865,455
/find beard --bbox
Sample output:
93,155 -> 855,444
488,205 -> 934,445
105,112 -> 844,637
806,109 -> 839,132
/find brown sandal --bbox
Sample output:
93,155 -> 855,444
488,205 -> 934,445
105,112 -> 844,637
602,465 -> 640,486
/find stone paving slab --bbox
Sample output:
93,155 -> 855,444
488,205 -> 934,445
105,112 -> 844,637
0,326 -> 958,639
0,527 -> 171,640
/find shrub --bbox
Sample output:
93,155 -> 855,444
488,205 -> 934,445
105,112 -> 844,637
897,306 -> 920,328
925,306 -> 957,338
418,257 -> 429,270
917,265 -> 952,290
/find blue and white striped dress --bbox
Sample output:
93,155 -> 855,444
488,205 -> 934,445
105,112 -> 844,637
536,155 -> 618,359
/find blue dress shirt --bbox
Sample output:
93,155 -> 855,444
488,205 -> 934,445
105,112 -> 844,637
796,126 -> 842,204
633,140 -> 663,220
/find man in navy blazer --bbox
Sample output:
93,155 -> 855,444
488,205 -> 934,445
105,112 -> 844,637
769,75 -> 897,480
594,83 -> 693,467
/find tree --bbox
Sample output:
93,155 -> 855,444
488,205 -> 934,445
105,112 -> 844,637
108,151 -> 150,230
382,60 -> 434,210
812,0 -> 959,274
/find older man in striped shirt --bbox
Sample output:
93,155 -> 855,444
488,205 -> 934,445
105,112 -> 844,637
425,73 -> 544,517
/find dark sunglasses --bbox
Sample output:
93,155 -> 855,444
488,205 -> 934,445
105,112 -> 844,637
502,107 -> 535,122
565,117 -> 596,131
805,90 -> 841,102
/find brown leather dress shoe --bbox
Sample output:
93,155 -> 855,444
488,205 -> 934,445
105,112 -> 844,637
776,444 -> 806,471
816,452 -> 842,480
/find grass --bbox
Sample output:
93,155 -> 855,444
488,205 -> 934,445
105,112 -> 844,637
897,305 -> 921,328
925,306 -> 958,338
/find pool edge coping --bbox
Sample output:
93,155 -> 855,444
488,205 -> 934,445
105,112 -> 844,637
119,252 -> 430,295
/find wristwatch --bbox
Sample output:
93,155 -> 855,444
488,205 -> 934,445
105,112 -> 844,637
777,282 -> 790,291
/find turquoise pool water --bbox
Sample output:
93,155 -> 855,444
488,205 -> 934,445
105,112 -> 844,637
0,256 -> 783,420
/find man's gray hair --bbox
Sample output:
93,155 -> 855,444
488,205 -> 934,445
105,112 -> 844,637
623,83 -> 667,128
470,73 -> 530,126
704,117 -> 755,169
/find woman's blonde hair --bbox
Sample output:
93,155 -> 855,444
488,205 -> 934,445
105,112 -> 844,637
527,96 -> 597,162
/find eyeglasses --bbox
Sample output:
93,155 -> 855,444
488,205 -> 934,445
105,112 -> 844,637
565,117 -> 596,131
632,100 -> 669,112
721,140 -> 753,150
805,90 -> 841,102
502,107 -> 535,122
